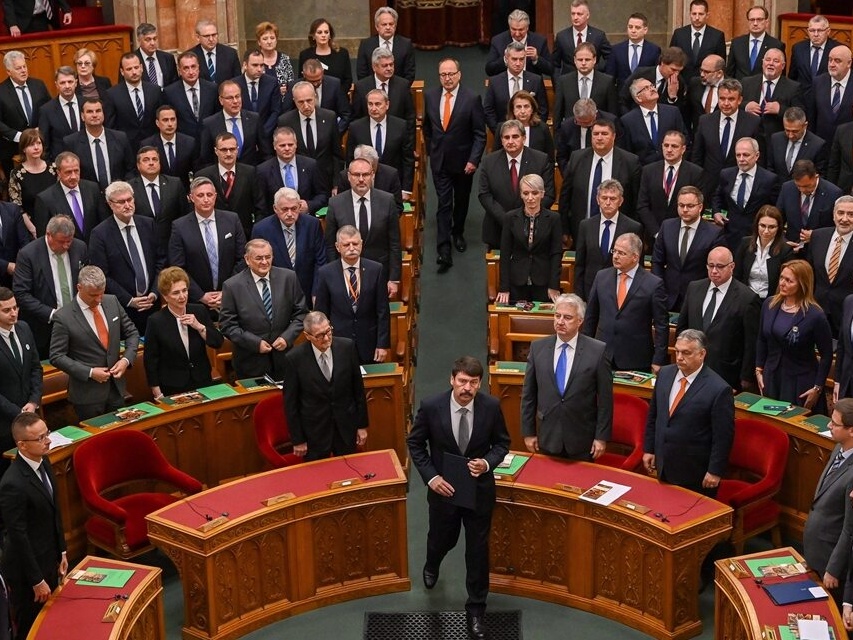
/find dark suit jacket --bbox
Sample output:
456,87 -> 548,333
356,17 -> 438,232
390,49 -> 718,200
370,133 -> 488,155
554,109 -> 619,171
219,266 -> 308,378
277,107 -> 343,188
806,227 -> 853,335
712,165 -> 781,250
62,128 -> 135,188
313,258 -> 389,363
553,26 -> 611,75
190,44 -> 241,85
195,163 -> 265,235
620,65 -> 687,115
573,213 -> 641,301
356,34 -> 417,82
789,38 -> 841,90
324,189 -> 401,282
520,333 -> 611,459
422,86 -> 486,175
0,77 -> 50,169
767,129 -> 826,181
128,174 -> 188,246
833,294 -> 853,398
636,159 -> 707,241
827,121 -> 853,194
32,179 -> 108,243
484,70 -> 548,132
161,79 -> 219,140
350,75 -> 416,139
676,277 -> 761,388
651,218 -> 724,310
38,97 -> 80,160
255,155 -> 328,215
498,207 -> 562,292
553,70 -> 617,125
776,177 -> 842,242
478,147 -> 555,248
485,30 -> 553,77
809,73 -> 853,142
618,104 -> 686,165
733,237 -> 794,300
283,337 -> 368,458
3,0 -> 68,32
251,212 -> 326,298
105,80 -> 162,151
685,76 -> 717,134
0,201 -> 30,287
690,111 -> 762,193
345,115 -> 415,192
199,110 -> 272,167
605,39 -> 661,89
669,24 -> 727,78
138,132 -> 198,188
167,209 -> 247,300
233,73 -> 281,137
644,363 -> 735,491
0,319 -> 41,450
135,49 -> 179,88
726,34 -> 785,80
143,303 -> 223,394
281,75 -> 351,132
335,164 -> 403,216
741,74 -> 803,150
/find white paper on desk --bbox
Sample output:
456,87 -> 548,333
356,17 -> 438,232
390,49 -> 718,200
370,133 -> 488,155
579,481 -> 631,506
797,618 -> 830,640
809,586 -> 829,598
817,430 -> 834,439
48,432 -> 73,449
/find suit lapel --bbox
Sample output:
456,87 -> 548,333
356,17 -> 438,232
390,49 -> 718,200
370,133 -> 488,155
71,299 -> 107,352
0,335 -> 21,372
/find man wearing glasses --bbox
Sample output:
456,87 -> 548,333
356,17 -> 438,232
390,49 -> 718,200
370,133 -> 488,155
190,18 -> 240,85
283,310 -> 367,461
789,15 -> 841,91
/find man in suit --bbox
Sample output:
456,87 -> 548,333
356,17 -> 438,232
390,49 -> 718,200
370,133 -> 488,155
834,297 -> 853,401
350,47 -> 416,139
423,58 -> 486,272
668,0 -> 727,79
712,137 -> 780,250
691,78 -> 761,194
220,238 -> 307,380
777,159 -> 842,246
521,292 -> 611,459
553,42 -> 617,126
356,7 -> 416,83
251,187 -> 326,303
0,413 -> 67,640
256,126 -> 328,215
234,49 -> 281,138
828,121 -> 853,195
637,130 -> 706,243
676,246 -> 760,390
134,23 -> 178,89
13,215 -> 86,356
63,98 -> 135,192
605,13 -> 661,92
485,9 -> 552,78
0,201 -> 31,288
741,49 -> 803,153
129,145 -> 188,246
140,105 -> 197,189
478,120 -> 554,249
199,79 -> 271,168
407,355 -> 510,640
191,19 -> 241,85
809,45 -> 853,142
162,51 -> 219,141
554,98 -> 619,173
277,81 -> 343,193
559,119 -> 641,242
106,52 -> 162,152
314,226 -> 389,364
88,181 -> 163,333
32,151 -> 108,242
284,309 -> 368,460
324,157 -> 401,297
573,179 -> 640,301
619,77 -> 686,165
49,265 -> 139,420
0,51 -> 50,177
196,132 -> 265,235
583,233 -> 669,372
686,54 -> 724,134
167,176 -> 246,309
643,329 -> 735,496
339,145 -> 405,216
767,107 -> 826,181
789,15 -> 841,92
806,196 -> 853,337
38,66 -> 80,161
3,0 -> 70,35
484,41 -> 548,132
620,47 -> 688,115
552,0 -> 611,75
282,59 -> 352,133
726,6 -> 785,80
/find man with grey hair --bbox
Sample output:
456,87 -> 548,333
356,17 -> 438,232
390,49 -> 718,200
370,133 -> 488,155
554,98 -> 618,172
619,76 -> 686,165
190,18 -> 241,85
789,14 -> 840,91
741,48 -> 803,152
484,41 -> 548,133
356,6 -> 416,82
4,0 -> 71,37
257,126 -> 328,215
521,292 -> 611,460
768,106 -> 826,179
49,264 -> 140,421
486,9 -> 552,77
0,51 -> 50,175
351,47 -> 416,140
134,22 -> 178,88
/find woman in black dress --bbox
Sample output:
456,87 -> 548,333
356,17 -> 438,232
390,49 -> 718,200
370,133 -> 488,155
8,129 -> 54,238
297,18 -> 352,91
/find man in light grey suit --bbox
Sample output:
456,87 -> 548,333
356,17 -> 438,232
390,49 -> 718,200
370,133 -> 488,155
219,239 -> 308,381
803,397 -> 853,603
49,265 -> 139,421
521,293 -> 612,460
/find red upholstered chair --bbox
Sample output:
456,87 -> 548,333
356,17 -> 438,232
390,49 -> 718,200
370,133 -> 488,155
717,417 -> 790,554
73,430 -> 203,558
596,392 -> 648,472
253,395 -> 302,468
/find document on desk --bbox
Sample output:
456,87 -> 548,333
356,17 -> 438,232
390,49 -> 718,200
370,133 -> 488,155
797,619 -> 831,640
764,579 -> 828,605
579,481 -> 631,506
442,452 -> 476,510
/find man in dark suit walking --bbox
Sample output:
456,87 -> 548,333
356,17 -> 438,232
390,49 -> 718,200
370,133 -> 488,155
767,107 -> 826,181
256,127 -> 329,215
484,41 -> 548,132
407,355 -> 510,640
106,52 -> 162,151
134,23 -> 178,89
553,43 -> 617,126
190,19 -> 241,85
63,98 -> 135,191
777,160 -> 841,246
284,310 -> 368,460
0,51 -> 50,177
355,7 -> 417,82
484,9 -> 552,78
676,246 -> 761,391
806,196 -> 853,336
552,0 -> 611,75
605,13 -> 661,91
725,6 -> 785,80
789,15 -> 840,92
668,0 -> 726,79
162,52 -> 219,141
199,80 -> 271,168
128,145 -> 188,246
38,66 -> 81,161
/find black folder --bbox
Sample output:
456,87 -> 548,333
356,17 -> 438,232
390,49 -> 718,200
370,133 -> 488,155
442,452 -> 477,510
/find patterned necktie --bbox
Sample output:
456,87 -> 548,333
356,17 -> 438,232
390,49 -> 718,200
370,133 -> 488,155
555,343 -> 568,395
580,76 -> 589,100
90,304 -> 109,349
223,170 -> 234,199
801,193 -> 811,227
630,44 -> 639,72
576,31 -> 582,47
190,86 -> 199,119
670,377 -> 688,416
260,277 -> 273,320
828,235 -> 843,283
600,219 -> 612,259
617,272 -> 628,308
664,165 -> 676,201
442,91 -> 452,130
17,85 -> 32,125
207,51 -> 215,82
284,225 -> 296,266
8,329 -> 21,364
133,88 -> 144,120
702,287 -> 719,330
147,56 -> 157,85
125,225 -> 147,294
457,407 -> 470,452
319,352 -> 331,381
202,219 -> 219,288
347,266 -> 359,309
230,118 -> 243,156
832,83 -> 842,114
827,452 -> 845,476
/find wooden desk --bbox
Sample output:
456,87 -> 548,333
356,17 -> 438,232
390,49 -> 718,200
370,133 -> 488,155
714,547 -> 845,640
147,450 -> 409,640
491,454 -> 732,640
30,556 -> 164,640
485,251 -> 575,304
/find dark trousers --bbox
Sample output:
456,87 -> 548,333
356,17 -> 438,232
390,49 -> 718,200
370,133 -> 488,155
73,380 -> 125,422
509,284 -> 549,304
304,421 -> 357,461
9,565 -> 58,639
432,169 -> 474,258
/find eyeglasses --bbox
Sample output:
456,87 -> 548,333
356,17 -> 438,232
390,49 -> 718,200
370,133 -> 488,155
109,196 -> 134,205
19,430 -> 50,443
76,60 -> 92,67
307,327 -> 333,339
198,32 -> 218,38
438,71 -> 459,79
610,249 -> 631,257
707,262 -> 733,270
348,172 -> 373,179
678,202 -> 702,209
807,28 -> 828,34
635,85 -> 656,95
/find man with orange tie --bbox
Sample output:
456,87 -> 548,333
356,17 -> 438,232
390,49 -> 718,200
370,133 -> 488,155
48,265 -> 139,421
643,329 -> 734,497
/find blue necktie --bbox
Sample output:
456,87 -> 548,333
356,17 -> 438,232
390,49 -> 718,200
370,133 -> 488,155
600,219 -> 612,259
202,219 -> 219,288
133,88 -> 144,120
260,277 -> 273,320
284,163 -> 295,188
147,56 -> 157,85
230,117 -> 243,156
125,225 -> 147,294
375,123 -> 383,156
589,157 -> 603,218
555,343 -> 568,395
736,172 -> 749,208
749,38 -> 760,71
811,46 -> 820,77
207,52 -> 215,82
720,116 -> 732,159
630,44 -> 639,73
649,110 -> 658,146
664,165 -> 676,200
832,83 -> 842,114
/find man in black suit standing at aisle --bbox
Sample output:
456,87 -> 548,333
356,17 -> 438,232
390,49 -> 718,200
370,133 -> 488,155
134,23 -> 178,89
0,51 -> 50,177
669,0 -> 726,79
408,355 -> 510,640
355,7 -> 416,83
725,6 -> 784,80
485,9 -> 552,78
191,19 -> 240,85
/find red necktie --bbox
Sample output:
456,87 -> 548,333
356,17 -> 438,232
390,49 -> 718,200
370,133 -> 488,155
510,159 -> 518,193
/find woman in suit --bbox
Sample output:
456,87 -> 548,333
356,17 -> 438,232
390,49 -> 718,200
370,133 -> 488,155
297,19 -> 352,91
496,173 -> 562,304
144,267 -> 224,399
73,48 -> 112,101
494,90 -> 555,163
734,206 -> 794,300
755,259 -> 832,413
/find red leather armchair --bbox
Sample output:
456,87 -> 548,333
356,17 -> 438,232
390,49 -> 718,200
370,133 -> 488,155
717,417 -> 790,554
597,392 -> 648,472
253,395 -> 302,468
73,430 -> 203,559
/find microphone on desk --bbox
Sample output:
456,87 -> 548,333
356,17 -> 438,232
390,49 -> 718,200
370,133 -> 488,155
204,512 -> 229,521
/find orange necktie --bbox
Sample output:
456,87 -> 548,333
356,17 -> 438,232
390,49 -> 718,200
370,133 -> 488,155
442,91 -> 452,130
90,304 -> 109,349
617,272 -> 629,309
669,377 -> 688,416
828,235 -> 843,283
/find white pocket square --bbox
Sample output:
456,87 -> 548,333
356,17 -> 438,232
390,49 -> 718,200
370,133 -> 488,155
225,232 -> 233,239
112,316 -> 119,322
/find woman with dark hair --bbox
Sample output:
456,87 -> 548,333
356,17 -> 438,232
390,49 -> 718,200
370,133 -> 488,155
494,90 -> 555,162
755,259 -> 832,412
733,205 -> 794,300
297,19 -> 352,91
8,129 -> 54,238
256,21 -> 295,97
73,48 -> 112,101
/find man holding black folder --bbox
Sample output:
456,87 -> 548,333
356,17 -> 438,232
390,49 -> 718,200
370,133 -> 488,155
407,356 -> 510,640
